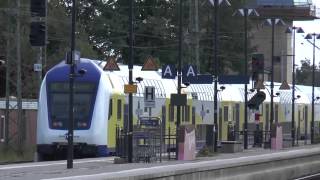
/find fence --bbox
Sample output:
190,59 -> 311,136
116,126 -> 177,163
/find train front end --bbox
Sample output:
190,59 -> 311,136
37,59 -> 110,159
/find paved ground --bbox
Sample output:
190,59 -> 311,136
0,144 -> 317,180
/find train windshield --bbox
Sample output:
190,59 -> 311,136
48,82 -> 97,130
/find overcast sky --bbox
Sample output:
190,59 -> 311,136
294,1 -> 320,67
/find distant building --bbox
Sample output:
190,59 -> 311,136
247,0 -> 319,84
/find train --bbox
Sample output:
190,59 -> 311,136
36,58 -> 320,159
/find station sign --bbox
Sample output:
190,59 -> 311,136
218,75 -> 249,84
170,94 -> 187,106
124,84 -> 137,93
162,64 -> 212,84
162,64 -> 176,79
144,86 -> 155,108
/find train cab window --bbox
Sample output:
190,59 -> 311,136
224,106 -> 229,122
108,99 -> 113,120
117,99 -> 122,120
48,82 -> 96,130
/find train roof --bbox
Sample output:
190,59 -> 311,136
75,59 -> 317,104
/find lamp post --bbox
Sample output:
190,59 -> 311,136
175,0 -> 183,160
286,26 -> 304,147
210,0 -> 230,153
128,0 -> 134,163
265,18 -> 284,145
234,8 -> 259,150
305,33 -> 320,144
67,0 -> 76,169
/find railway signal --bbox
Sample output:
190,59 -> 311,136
29,22 -> 46,46
247,91 -> 266,110
30,0 -> 46,17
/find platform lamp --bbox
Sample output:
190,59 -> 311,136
264,18 -> 285,144
285,26 -> 304,147
305,33 -> 320,144
209,0 -> 231,153
233,7 -> 259,149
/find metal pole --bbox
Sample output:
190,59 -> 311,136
128,0 -> 134,163
176,0 -> 183,160
311,34 -> 315,144
67,0 -> 76,169
5,0 -> 11,146
244,8 -> 248,150
291,28 -> 296,147
16,0 -> 23,152
213,0 -> 219,152
270,18 -> 275,128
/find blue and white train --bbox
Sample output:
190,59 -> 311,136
37,58 -> 320,159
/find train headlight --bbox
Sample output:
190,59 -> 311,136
52,121 -> 63,127
77,122 -> 87,127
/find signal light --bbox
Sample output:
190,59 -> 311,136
29,22 -> 46,46
248,91 -> 266,110
30,0 -> 46,17
252,54 -> 264,81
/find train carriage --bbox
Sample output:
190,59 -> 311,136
37,58 -> 320,159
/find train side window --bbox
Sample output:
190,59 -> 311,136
265,104 -> 269,131
185,105 -> 190,122
117,99 -> 122,120
304,106 -> 308,122
275,104 -> 279,123
169,104 -> 174,122
224,106 -> 229,122
182,106 -> 185,122
108,99 -> 113,120
192,107 -> 196,125
219,108 -> 222,122
0,115 -> 4,142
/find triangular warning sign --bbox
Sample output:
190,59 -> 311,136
103,57 -> 120,71
141,56 -> 158,71
279,80 -> 291,90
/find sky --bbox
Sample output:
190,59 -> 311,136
294,1 -> 320,67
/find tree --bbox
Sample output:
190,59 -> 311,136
296,59 -> 320,86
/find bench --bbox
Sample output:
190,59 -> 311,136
221,141 -> 243,153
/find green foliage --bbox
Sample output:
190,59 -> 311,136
0,0 -> 254,98
296,59 -> 320,86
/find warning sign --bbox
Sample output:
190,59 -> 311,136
141,56 -> 158,71
103,57 -> 120,71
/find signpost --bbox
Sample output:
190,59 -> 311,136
144,86 -> 155,108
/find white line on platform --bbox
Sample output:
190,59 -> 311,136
0,157 -> 114,170
41,149 -> 310,180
